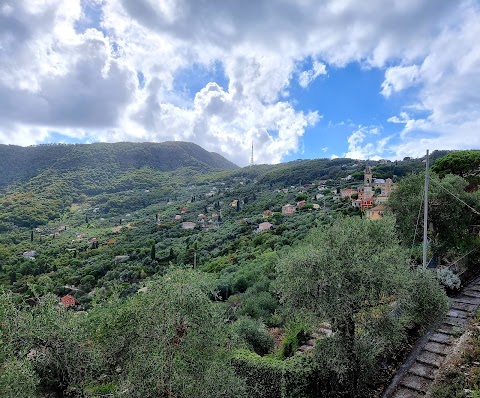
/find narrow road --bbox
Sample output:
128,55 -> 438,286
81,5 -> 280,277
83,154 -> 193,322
382,275 -> 480,398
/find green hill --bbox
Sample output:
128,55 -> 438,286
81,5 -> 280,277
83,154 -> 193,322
0,141 -> 238,189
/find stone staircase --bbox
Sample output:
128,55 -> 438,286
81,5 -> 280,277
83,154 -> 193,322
384,276 -> 480,397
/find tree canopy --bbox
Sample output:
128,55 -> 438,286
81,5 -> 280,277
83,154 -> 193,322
432,150 -> 480,191
388,172 -> 480,265
276,217 -> 447,396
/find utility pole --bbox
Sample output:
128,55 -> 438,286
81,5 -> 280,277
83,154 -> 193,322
423,149 -> 429,269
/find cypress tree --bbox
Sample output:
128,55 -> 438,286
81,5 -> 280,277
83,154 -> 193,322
151,244 -> 156,260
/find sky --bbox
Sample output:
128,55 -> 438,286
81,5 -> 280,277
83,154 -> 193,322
1,0 -> 479,166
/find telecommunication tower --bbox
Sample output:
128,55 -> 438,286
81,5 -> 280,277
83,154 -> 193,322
250,141 -> 254,167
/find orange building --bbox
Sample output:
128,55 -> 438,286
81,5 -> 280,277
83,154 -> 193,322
365,205 -> 385,220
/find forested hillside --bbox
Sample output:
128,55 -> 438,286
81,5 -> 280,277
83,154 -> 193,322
1,144 -> 477,398
0,141 -> 238,189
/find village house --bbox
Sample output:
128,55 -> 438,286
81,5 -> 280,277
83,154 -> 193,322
352,199 -> 362,208
23,250 -> 36,260
375,195 -> 389,204
361,197 -> 375,210
365,205 -> 385,220
181,222 -> 197,230
282,204 -> 296,215
341,188 -> 356,199
262,210 -> 274,218
61,295 -> 78,309
296,200 -> 307,207
256,222 -> 275,233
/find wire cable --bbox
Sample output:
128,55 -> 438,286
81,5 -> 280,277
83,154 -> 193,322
430,178 -> 480,216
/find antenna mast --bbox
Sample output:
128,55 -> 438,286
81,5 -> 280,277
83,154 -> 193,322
250,140 -> 254,167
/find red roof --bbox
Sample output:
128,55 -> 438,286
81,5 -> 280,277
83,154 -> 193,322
61,295 -> 78,308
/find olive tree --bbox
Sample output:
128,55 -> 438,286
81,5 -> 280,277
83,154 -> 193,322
90,269 -> 247,398
276,217 -> 447,397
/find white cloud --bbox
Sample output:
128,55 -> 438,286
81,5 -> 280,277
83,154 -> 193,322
344,126 -> 389,160
381,65 -> 421,97
0,0 -> 479,164
385,3 -> 480,158
298,61 -> 327,88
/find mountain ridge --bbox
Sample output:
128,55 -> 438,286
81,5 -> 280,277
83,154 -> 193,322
0,141 -> 238,188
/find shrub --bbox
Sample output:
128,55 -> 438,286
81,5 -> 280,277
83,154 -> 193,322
278,322 -> 309,359
403,268 -> 449,328
232,350 -> 321,398
232,349 -> 283,398
436,268 -> 461,291
237,291 -> 278,321
282,355 -> 320,398
231,317 -> 275,356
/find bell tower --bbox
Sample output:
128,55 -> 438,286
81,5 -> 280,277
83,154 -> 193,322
364,165 -> 372,186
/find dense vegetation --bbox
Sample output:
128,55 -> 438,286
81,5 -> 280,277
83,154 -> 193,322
0,144 -> 476,397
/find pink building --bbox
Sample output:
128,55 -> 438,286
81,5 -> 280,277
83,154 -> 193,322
282,204 -> 296,215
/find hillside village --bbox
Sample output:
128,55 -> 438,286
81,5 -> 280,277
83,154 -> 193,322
2,146 -> 478,398
6,159 -> 399,308
340,165 -> 396,220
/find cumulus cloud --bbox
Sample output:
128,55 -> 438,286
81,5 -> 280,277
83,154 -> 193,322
381,65 -> 421,97
298,61 -> 327,88
0,0 -> 478,164
385,3 -> 480,158
344,126 -> 390,160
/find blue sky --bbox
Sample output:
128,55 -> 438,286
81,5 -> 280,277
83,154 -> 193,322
1,0 -> 479,165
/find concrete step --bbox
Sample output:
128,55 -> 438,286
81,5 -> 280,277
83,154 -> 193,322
461,291 -> 480,299
393,387 -> 424,398
429,332 -> 453,345
446,308 -> 469,319
450,302 -> 477,313
400,374 -> 431,394
409,361 -> 437,380
465,285 -> 480,293
416,351 -> 445,368
436,323 -> 464,336
453,296 -> 480,305
424,341 -> 450,356
443,316 -> 468,327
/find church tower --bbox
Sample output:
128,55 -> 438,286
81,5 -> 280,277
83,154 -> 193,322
364,165 -> 373,186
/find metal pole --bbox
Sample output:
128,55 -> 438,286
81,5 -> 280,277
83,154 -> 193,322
423,149 -> 429,269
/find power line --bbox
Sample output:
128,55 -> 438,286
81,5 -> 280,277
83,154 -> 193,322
430,178 -> 480,216
449,247 -> 479,267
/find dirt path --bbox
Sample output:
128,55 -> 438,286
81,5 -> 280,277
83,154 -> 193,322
382,276 -> 480,398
